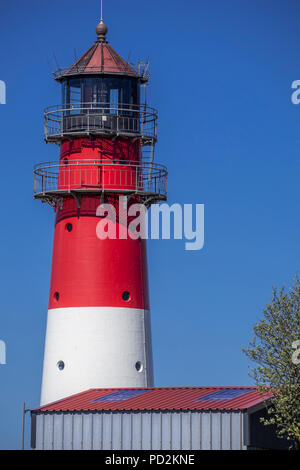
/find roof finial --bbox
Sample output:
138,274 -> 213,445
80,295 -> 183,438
96,0 -> 108,42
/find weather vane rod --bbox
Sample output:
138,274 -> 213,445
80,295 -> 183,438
100,0 -> 103,24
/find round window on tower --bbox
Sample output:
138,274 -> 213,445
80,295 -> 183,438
122,291 -> 131,302
54,292 -> 60,302
65,223 -> 73,232
63,158 -> 69,165
135,361 -> 143,373
57,361 -> 65,371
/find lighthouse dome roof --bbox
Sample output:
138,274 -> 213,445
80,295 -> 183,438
54,22 -> 145,82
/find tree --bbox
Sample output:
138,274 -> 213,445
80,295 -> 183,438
243,277 -> 300,447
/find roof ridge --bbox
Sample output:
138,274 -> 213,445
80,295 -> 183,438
87,387 -> 206,393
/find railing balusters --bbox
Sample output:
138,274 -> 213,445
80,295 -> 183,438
68,163 -> 71,192
34,160 -> 167,204
44,103 -> 157,143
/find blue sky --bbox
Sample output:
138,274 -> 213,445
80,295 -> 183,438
0,0 -> 300,449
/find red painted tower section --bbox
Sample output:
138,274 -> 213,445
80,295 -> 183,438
35,19 -> 167,405
49,138 -> 150,312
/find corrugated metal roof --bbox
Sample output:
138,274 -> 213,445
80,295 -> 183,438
35,387 -> 271,412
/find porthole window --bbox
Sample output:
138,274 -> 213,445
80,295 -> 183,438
57,361 -> 65,371
135,361 -> 143,372
63,158 -> 69,166
54,292 -> 60,302
66,223 -> 73,232
122,291 -> 131,302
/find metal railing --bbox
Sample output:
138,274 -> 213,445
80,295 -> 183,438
44,103 -> 157,144
34,160 -> 167,205
53,61 -> 150,82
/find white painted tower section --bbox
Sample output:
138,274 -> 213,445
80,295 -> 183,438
41,307 -> 154,406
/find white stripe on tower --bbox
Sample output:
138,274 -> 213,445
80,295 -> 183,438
41,307 -> 153,405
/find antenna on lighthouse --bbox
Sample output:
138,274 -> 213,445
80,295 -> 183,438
96,0 -> 108,41
100,0 -> 104,23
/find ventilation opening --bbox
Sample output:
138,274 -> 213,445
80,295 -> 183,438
135,361 -> 143,372
57,361 -> 65,371
122,291 -> 131,302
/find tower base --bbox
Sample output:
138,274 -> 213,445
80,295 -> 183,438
40,307 -> 154,405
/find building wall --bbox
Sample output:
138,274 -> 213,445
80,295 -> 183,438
31,410 -> 246,450
245,408 -> 295,450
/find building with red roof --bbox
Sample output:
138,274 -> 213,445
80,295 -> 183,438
31,386 -> 292,450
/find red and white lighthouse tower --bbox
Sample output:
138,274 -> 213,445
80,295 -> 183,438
35,15 -> 167,405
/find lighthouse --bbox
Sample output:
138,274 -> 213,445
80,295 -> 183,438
34,14 -> 167,405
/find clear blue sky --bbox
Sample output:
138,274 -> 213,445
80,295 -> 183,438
0,0 -> 300,449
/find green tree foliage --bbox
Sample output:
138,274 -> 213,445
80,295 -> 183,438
243,278 -> 300,446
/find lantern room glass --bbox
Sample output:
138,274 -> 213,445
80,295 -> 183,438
62,77 -> 140,110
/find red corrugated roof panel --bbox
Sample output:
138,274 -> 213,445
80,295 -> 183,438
35,387 -> 271,412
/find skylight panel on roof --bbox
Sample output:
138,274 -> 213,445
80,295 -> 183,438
196,388 -> 253,402
93,389 -> 150,403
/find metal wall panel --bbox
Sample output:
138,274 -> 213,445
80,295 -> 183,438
63,413 -> 73,450
33,410 -> 247,451
191,413 -> 201,450
53,413 -> 63,450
